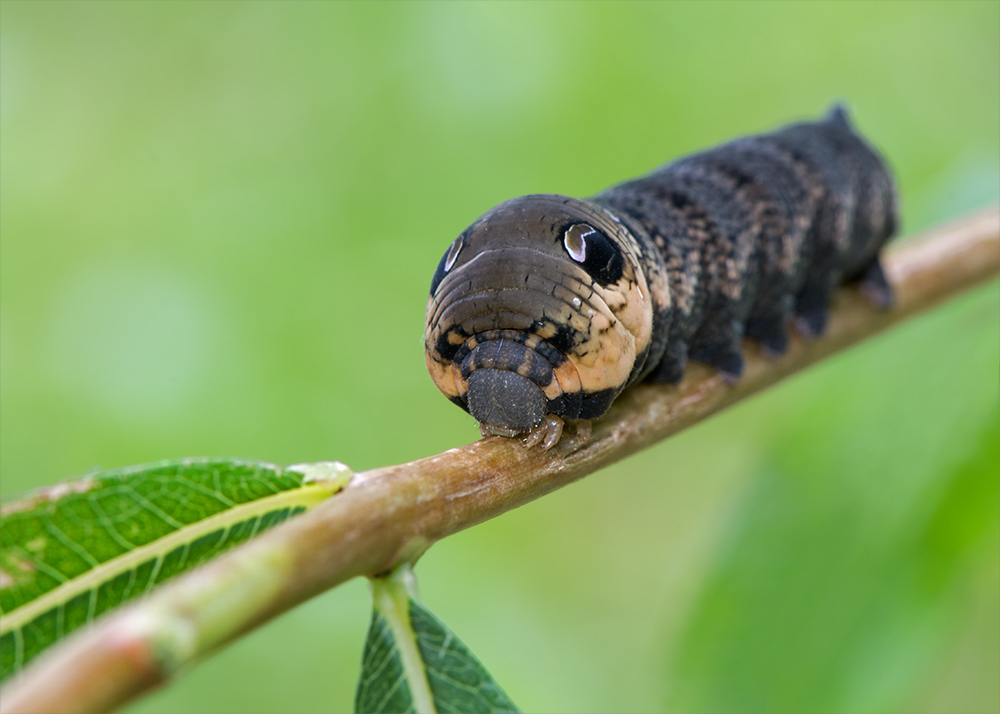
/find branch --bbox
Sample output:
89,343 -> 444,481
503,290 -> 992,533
2,207 -> 998,714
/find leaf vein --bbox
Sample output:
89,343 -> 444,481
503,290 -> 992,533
42,521 -> 100,569
118,490 -> 185,531
88,499 -> 138,553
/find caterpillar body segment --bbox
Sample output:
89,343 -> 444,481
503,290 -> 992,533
423,106 -> 897,446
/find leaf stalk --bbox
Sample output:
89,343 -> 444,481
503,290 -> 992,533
369,567 -> 437,714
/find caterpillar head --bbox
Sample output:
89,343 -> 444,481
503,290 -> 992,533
423,194 -> 653,439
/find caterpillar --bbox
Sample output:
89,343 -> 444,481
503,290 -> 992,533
424,106 -> 897,448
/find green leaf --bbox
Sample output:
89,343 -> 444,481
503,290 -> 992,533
0,457 -> 351,682
355,566 -> 519,714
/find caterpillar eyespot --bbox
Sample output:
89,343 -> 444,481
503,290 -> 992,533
569,225 -> 625,286
444,236 -> 464,271
423,105 -> 898,448
563,225 -> 590,263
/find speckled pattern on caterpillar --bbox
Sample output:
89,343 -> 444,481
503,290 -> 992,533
424,106 -> 897,448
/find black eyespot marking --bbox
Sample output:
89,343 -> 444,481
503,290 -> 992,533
429,253 -> 449,296
429,234 -> 465,295
424,106 -> 898,444
565,224 -> 624,286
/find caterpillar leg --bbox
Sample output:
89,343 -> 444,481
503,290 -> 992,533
689,341 -> 745,382
645,342 -> 689,384
688,311 -> 747,381
746,292 -> 794,357
522,414 -> 564,450
746,316 -> 789,357
794,281 -> 835,338
857,258 -> 894,310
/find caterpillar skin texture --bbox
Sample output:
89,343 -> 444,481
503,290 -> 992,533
424,106 -> 898,447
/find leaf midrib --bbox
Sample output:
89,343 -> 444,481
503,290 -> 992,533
0,481 -> 338,634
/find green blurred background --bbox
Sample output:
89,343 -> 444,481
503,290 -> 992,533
2,2 -> 998,712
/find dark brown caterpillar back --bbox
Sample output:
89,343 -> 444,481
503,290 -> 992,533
424,106 -> 897,446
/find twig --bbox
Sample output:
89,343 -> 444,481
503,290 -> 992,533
2,207 -> 997,714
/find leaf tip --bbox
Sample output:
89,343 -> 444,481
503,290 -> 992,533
288,461 -> 354,491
